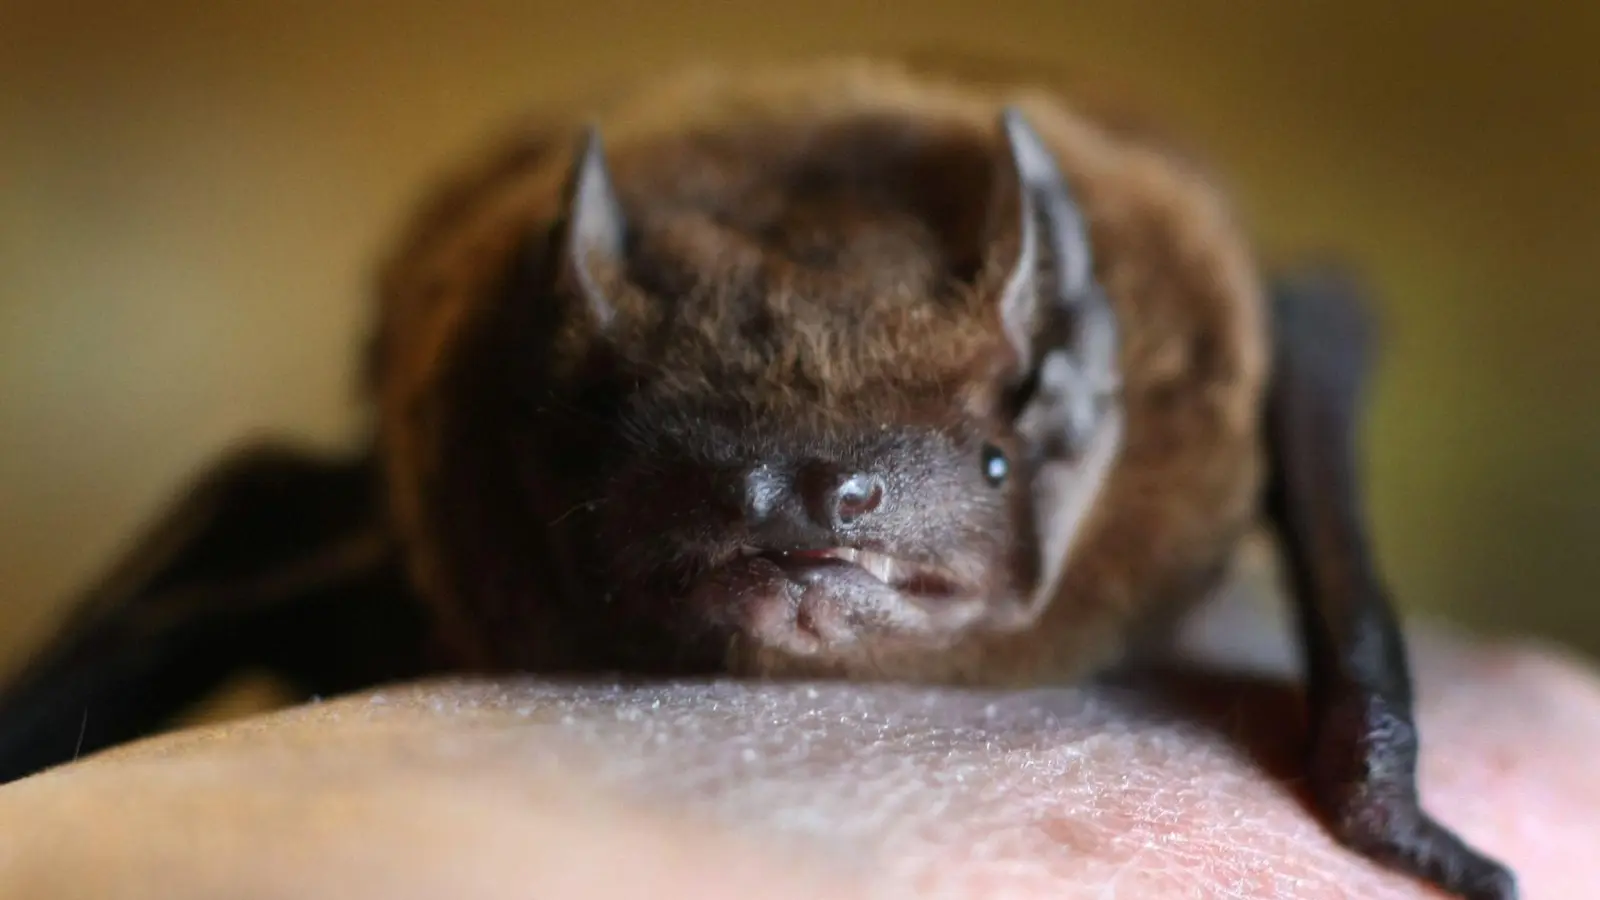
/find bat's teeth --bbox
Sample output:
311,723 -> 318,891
856,550 -> 899,585
757,545 -> 930,590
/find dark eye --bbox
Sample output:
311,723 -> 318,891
981,444 -> 1009,486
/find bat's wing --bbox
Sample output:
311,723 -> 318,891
0,442 -> 434,784
1263,266 -> 1517,900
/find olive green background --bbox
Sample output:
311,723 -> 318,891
2,1 -> 1596,675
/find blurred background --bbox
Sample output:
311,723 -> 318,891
2,0 -> 1596,683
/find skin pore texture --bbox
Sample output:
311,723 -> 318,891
1,584 -> 1594,900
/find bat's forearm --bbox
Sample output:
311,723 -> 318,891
1264,267 -> 1516,900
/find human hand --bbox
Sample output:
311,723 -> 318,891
0,626 -> 1593,899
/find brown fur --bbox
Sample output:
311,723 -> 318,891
366,58 -> 1269,683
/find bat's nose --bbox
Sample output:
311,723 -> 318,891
738,462 -> 885,542
741,463 -> 787,524
798,464 -> 884,532
832,472 -> 884,524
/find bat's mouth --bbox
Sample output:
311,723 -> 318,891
738,545 -> 961,599
684,542 -> 990,669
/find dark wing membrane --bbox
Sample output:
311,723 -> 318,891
1263,265 -> 1516,900
0,442 -> 433,784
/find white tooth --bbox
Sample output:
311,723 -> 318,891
859,551 -> 896,585
836,548 -> 859,564
885,559 -> 907,585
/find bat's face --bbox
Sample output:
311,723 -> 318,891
477,109 -> 1123,679
577,383 -> 1073,679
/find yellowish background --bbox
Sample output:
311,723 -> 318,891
2,1 -> 1596,675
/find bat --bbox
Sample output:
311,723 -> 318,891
0,58 -> 1516,899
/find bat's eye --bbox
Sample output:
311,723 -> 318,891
981,444 -> 1009,486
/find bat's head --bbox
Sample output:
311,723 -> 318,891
446,108 -> 1128,678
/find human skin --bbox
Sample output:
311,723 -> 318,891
0,618 -> 1594,900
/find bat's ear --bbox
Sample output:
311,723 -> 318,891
984,107 -> 1119,458
985,107 -> 1098,372
556,124 -> 626,329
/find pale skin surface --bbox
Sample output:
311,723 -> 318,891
0,605 -> 1595,900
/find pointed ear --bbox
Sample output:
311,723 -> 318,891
986,107 -> 1099,373
985,108 -> 1120,458
557,124 -> 626,329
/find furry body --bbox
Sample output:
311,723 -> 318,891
0,58 -> 1515,899
372,60 -> 1264,681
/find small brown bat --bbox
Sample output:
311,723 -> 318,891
0,59 -> 1515,898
